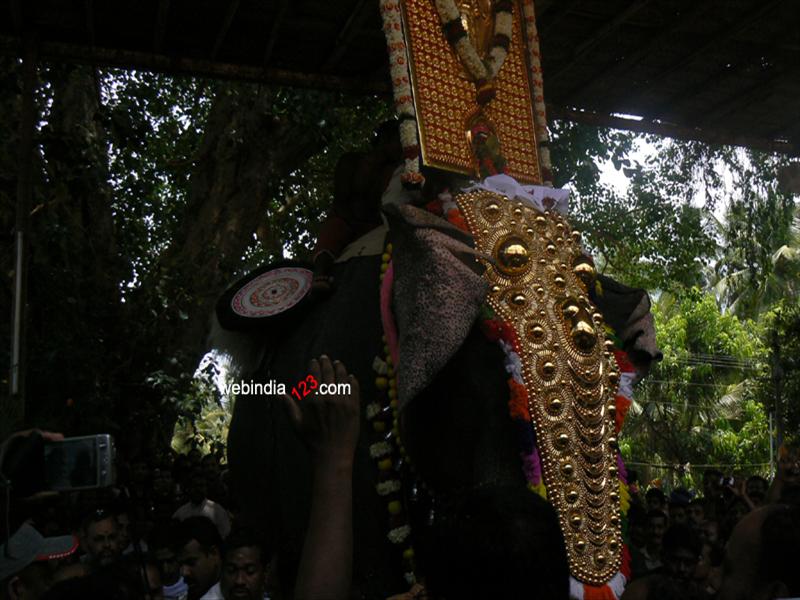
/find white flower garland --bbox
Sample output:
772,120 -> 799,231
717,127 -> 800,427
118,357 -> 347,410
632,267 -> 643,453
376,480 -> 402,496
366,402 -> 382,420
432,0 -> 513,82
369,441 -> 393,458
388,524 -> 411,544
520,0 -> 552,184
379,0 -> 424,186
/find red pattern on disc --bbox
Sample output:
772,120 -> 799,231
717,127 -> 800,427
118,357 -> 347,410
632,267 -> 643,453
230,267 -> 312,318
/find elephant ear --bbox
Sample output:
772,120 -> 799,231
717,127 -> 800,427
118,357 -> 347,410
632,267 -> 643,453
384,203 -> 490,411
592,273 -> 663,380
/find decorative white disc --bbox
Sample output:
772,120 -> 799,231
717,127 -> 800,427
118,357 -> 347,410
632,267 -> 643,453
230,267 -> 312,318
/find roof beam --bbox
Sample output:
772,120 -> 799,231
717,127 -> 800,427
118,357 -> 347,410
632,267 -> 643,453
321,0 -> 371,71
547,104 -> 797,156
0,35 -> 390,95
619,0 -> 784,111
153,0 -> 170,53
211,0 -> 240,61
560,2 -> 709,105
263,0 -> 289,66
547,0 -> 654,86
698,66 -> 789,127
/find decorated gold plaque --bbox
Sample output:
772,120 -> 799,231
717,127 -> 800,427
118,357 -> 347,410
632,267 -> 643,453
401,0 -> 541,183
456,190 -> 623,585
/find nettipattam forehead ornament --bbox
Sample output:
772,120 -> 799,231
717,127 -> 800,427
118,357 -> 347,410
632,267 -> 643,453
380,1 -> 627,596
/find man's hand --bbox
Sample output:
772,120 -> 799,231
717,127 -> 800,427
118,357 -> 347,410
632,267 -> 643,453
282,355 -> 361,463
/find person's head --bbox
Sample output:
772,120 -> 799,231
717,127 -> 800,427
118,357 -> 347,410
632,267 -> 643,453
175,517 -> 222,600
219,530 -> 269,600
111,504 -> 131,550
704,469 -> 724,499
200,455 -> 220,483
717,504 -> 800,600
668,502 -> 688,526
646,509 -> 668,550
722,497 -> 751,539
660,524 -> 701,582
186,473 -> 208,505
421,485 -> 569,599
80,509 -> 121,569
372,119 -> 402,164
687,498 -> 705,528
645,487 -> 666,512
1,524 -> 78,600
627,504 -> 648,549
151,466 -> 175,498
187,449 -> 202,465
746,475 -> 769,506
700,518 -> 720,546
149,523 -> 182,587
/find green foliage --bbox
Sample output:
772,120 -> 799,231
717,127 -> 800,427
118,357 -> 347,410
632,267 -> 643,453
622,289 -> 770,487
711,150 -> 799,319
551,129 -> 717,292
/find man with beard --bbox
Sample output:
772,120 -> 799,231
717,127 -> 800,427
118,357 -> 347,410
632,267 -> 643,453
79,508 -> 122,572
217,531 -> 270,600
175,517 -> 222,600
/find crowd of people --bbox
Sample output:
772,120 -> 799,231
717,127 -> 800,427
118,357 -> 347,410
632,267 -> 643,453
1,356 -> 798,600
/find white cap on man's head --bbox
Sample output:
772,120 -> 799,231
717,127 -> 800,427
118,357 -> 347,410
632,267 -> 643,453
0,523 -> 77,580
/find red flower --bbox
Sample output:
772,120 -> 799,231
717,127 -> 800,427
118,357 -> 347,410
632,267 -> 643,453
445,208 -> 469,233
481,319 -> 504,341
613,349 -> 635,373
615,394 -> 632,433
508,379 -> 530,421
425,199 -> 443,216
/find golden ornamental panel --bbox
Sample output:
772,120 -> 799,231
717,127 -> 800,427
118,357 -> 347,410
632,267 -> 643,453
401,0 -> 541,183
455,189 -> 622,586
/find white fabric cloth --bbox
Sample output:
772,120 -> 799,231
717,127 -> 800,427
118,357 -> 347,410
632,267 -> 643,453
464,174 -> 570,214
199,582 -> 223,600
173,499 -> 231,538
199,581 -> 270,600
162,576 -> 189,600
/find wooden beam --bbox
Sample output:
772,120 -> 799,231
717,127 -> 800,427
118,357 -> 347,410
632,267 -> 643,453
0,35 -> 390,95
263,0 -> 289,66
211,0 -> 240,61
154,0 -> 170,53
321,0 -> 372,71
560,2 -> 709,105
699,66 -> 789,127
547,0 -> 654,87
547,104 -> 798,156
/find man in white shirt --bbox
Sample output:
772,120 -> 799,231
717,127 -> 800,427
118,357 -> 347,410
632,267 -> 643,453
174,472 -> 231,539
200,529 -> 271,600
176,517 -> 223,600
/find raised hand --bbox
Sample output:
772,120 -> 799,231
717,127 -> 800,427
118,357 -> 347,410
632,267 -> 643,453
282,355 -> 361,464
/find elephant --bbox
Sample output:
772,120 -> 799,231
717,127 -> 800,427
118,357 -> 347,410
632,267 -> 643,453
220,201 -> 660,599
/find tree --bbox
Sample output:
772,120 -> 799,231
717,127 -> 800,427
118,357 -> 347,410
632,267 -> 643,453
620,289 -> 770,487
0,62 -> 389,450
711,150 -> 799,319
